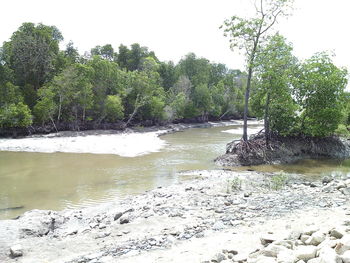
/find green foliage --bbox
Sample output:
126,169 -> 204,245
33,86 -> 56,123
294,52 -> 348,137
105,95 -> 124,122
251,34 -> 299,136
227,176 -> 242,192
270,172 -> 288,190
0,102 -> 32,128
335,124 -> 350,138
3,22 -> 63,89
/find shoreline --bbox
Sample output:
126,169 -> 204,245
1,169 -> 350,262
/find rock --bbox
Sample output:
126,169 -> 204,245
114,212 -> 123,221
300,235 -> 310,243
262,244 -> 288,257
341,250 -> 350,263
330,228 -> 344,239
322,176 -> 333,184
212,221 -> 225,231
260,234 -> 277,246
303,226 -> 319,236
322,185 -> 335,193
119,214 -> 130,224
305,231 -> 326,246
317,246 -> 339,262
244,192 -> 252,198
276,250 -> 297,263
274,240 -> 294,250
335,235 -> 350,255
307,258 -> 321,263
341,188 -> 350,195
10,244 -> 23,258
294,245 -> 317,261
250,256 -> 277,263
212,252 -> 226,262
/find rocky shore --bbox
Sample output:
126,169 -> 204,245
1,169 -> 350,262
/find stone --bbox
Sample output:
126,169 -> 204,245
330,228 -> 344,239
335,235 -> 350,255
119,214 -> 130,224
10,244 -> 23,258
305,231 -> 326,246
212,252 -> 226,262
341,250 -> 350,263
341,188 -> 350,196
212,221 -> 225,231
322,176 -> 333,184
114,212 -> 123,221
300,234 -> 310,243
294,245 -> 317,261
276,250 -> 297,263
262,244 -> 288,257
260,234 -> 277,246
303,226 -> 319,236
318,246 -> 338,263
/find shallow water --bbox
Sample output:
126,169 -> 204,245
1,123 -> 350,219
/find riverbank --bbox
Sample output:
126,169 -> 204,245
216,134 -> 350,166
1,169 -> 350,262
0,120 -> 262,157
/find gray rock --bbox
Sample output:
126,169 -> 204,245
341,188 -> 350,195
330,228 -> 344,239
114,212 -> 123,221
305,231 -> 326,246
262,244 -> 288,257
294,245 -> 317,261
212,252 -> 226,262
322,176 -> 333,184
10,244 -> 23,258
260,234 -> 277,246
119,214 -> 130,224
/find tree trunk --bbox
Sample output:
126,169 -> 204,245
264,92 -> 271,146
243,65 -> 253,141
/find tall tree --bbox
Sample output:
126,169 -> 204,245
2,22 -> 63,89
294,53 -> 348,137
252,34 -> 298,142
222,0 -> 293,141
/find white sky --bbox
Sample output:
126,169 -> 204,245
1,0 -> 350,72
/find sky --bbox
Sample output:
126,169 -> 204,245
1,0 -> 350,72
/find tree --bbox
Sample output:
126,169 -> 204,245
2,22 -> 63,89
105,95 -> 124,122
65,41 -> 80,64
88,56 -> 125,123
0,82 -> 32,128
251,34 -> 298,142
294,53 -> 348,137
222,0 -> 293,141
33,86 -> 57,130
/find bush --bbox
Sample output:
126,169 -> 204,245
0,102 -> 32,128
105,95 -> 124,122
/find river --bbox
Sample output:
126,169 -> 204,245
1,122 -> 350,219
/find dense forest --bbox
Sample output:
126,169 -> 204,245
0,22 -> 248,135
0,22 -> 349,138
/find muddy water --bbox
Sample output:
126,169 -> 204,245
1,124 -> 350,219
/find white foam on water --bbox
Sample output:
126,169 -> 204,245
0,131 -> 167,157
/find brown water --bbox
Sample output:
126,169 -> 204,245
1,124 -> 350,219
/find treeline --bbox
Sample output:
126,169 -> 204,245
0,22 -> 247,134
